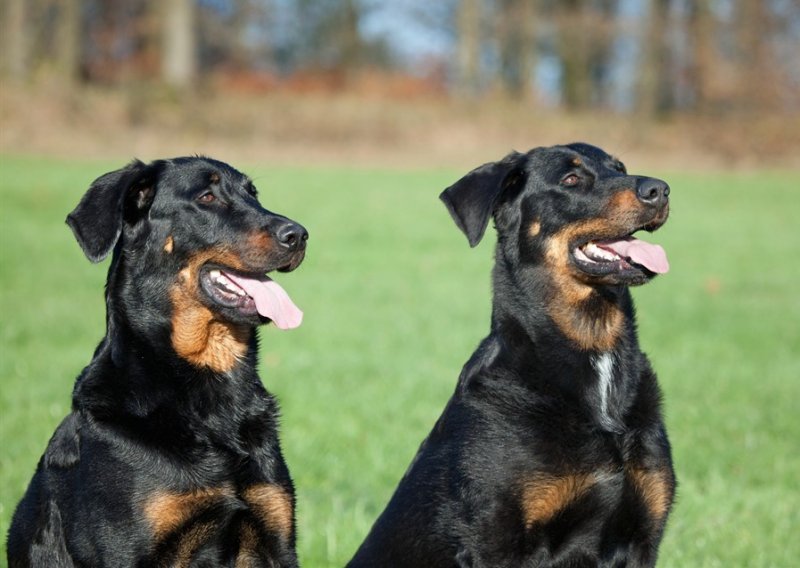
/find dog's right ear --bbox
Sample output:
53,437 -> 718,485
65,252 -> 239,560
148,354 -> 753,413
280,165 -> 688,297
439,152 -> 523,247
66,160 -> 157,262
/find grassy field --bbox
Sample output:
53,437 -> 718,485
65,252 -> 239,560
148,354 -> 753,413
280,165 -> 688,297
1,154 -> 798,566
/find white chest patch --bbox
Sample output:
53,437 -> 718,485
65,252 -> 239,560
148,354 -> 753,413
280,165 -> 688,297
591,352 -> 616,428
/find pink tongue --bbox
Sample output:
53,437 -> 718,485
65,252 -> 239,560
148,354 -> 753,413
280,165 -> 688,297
225,273 -> 303,330
599,237 -> 670,274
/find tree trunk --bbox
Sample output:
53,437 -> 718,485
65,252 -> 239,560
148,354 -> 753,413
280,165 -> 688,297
497,0 -> 536,98
162,0 -> 196,88
457,0 -> 481,97
3,0 -> 28,81
736,0 -> 776,111
686,0 -> 714,112
339,0 -> 362,74
557,0 -> 592,109
55,0 -> 81,83
637,0 -> 674,116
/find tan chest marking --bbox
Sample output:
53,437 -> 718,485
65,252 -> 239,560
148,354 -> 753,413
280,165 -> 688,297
242,483 -> 294,540
161,521 -> 217,568
628,467 -> 673,522
234,521 -> 260,568
144,486 -> 234,539
521,473 -> 597,527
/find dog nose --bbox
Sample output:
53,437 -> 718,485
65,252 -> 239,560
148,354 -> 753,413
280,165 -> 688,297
275,221 -> 308,251
636,178 -> 670,207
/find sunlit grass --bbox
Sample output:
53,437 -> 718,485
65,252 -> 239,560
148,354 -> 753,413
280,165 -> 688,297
1,156 -> 798,566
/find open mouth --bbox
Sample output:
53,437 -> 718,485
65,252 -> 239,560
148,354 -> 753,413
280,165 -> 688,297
571,233 -> 669,281
199,266 -> 303,329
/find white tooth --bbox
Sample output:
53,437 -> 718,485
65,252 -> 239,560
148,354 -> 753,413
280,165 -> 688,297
221,278 -> 245,296
582,242 -> 621,262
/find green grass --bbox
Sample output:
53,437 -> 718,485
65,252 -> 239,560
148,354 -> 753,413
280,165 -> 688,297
1,155 -> 798,566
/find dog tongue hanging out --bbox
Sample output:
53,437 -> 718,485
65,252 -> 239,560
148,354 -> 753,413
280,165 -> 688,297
225,273 -> 304,330
9,157 -> 307,568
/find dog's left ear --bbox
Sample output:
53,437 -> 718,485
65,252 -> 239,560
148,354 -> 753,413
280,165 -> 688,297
66,159 -> 159,262
439,151 -> 523,247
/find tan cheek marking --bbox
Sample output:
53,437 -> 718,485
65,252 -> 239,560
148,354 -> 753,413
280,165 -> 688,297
533,189 -> 644,351
541,215 -> 632,351
572,158 -> 582,166
628,468 -> 673,523
521,474 -> 596,527
543,235 -> 623,351
144,487 -> 232,539
243,484 -> 294,540
164,236 -> 174,254
169,249 -> 252,373
170,282 -> 250,373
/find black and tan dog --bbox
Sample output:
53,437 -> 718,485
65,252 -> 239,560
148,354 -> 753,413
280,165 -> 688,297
8,157 -> 307,567
349,143 -> 675,567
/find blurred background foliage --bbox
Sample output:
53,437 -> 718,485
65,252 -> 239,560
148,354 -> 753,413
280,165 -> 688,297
1,0 -> 799,168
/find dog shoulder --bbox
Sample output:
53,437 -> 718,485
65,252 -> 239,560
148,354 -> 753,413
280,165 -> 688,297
43,413 -> 81,469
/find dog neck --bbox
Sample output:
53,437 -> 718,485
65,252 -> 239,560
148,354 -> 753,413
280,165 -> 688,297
490,255 -> 633,353
486,261 -> 640,432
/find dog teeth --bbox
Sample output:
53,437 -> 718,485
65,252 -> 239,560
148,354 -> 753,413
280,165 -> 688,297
209,270 -> 246,296
583,243 -> 621,262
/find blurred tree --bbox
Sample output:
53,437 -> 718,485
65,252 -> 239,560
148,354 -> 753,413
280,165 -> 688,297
339,0 -> 364,71
554,0 -> 616,109
637,0 -> 674,117
55,0 -> 81,83
82,0 -> 151,83
685,0 -> 715,112
495,0 -> 537,98
3,0 -> 29,81
2,0 -> 797,114
735,0 -> 779,112
162,0 -> 197,87
457,0 -> 481,96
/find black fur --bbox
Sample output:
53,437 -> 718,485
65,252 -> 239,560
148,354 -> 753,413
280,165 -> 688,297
8,157 -> 308,567
350,143 -> 676,567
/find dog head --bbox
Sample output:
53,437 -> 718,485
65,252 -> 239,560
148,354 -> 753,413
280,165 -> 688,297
67,157 -> 308,338
441,143 -> 670,288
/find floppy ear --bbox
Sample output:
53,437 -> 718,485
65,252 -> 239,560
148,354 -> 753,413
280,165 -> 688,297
66,159 -> 157,262
439,151 -> 523,247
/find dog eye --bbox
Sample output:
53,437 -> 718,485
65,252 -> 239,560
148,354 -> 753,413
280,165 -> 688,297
197,192 -> 216,204
561,174 -> 580,187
